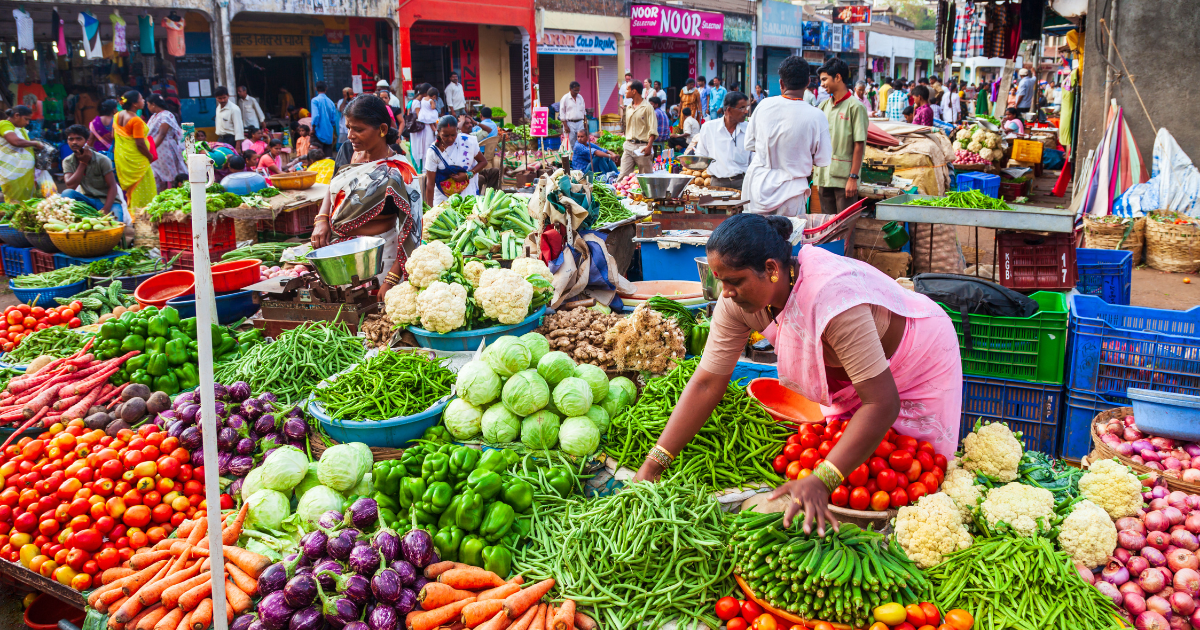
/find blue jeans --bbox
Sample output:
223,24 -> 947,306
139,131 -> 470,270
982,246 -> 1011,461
62,189 -> 126,223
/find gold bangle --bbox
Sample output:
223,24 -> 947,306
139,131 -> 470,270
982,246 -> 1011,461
821,460 -> 843,481
316,215 -> 330,224
814,461 -> 843,493
646,448 -> 671,469
651,444 -> 675,463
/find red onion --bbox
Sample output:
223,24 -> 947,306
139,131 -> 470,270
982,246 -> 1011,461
1184,469 -> 1200,484
1187,513 -> 1200,535
1168,615 -> 1190,630
1154,437 -> 1179,450
1177,568 -> 1200,596
1123,517 -> 1150,534
1166,507 -> 1187,526
1153,501 -> 1173,515
1192,460 -> 1200,470
1071,560 -> 1094,584
1151,531 -> 1174,551
1105,559 -> 1132,586
1137,611 -> 1171,630
1145,450 -> 1165,463
1113,438 -> 1135,453
1190,607 -> 1200,628
1166,457 -> 1185,471
1148,594 -> 1174,616
1156,486 -> 1172,499
1127,593 -> 1149,616
1164,468 -> 1180,478
1148,461 -> 1166,471
1172,592 -> 1197,616
1187,445 -> 1200,459
1126,414 -> 1138,425
1162,585 -> 1176,599
1124,530 -> 1151,551
1105,421 -> 1124,434
1125,581 -> 1149,596
1136,439 -> 1156,453
1150,513 -> 1173,533
1098,580 -> 1124,605
1191,495 -> 1200,509
1170,549 -> 1200,573
1128,426 -> 1147,441
1131,556 -> 1153,577
1137,456 -> 1149,465
1146,547 -> 1169,567
1142,567 -> 1169,594
1117,547 -> 1134,563
1174,530 -> 1200,552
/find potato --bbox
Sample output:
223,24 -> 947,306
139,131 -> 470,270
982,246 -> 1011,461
26,356 -> 55,374
704,177 -> 712,186
97,313 -> 114,324
112,306 -> 127,318
105,419 -> 130,437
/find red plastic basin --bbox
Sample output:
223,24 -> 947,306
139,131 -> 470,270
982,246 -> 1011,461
135,270 -> 196,308
211,258 -> 262,292
746,378 -> 826,427
24,593 -> 85,630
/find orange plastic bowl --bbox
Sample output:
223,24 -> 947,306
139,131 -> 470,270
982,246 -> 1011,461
135,270 -> 196,309
747,378 -> 826,426
211,258 -> 262,292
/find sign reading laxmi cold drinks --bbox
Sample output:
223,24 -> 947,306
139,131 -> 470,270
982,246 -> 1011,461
630,4 -> 724,41
539,30 -> 618,55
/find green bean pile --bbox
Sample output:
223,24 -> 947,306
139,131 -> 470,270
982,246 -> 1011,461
221,242 -> 295,267
12,265 -> 90,289
604,357 -> 789,490
514,478 -> 733,630
902,189 -> 1014,210
925,534 -> 1123,630
591,183 -> 634,226
214,320 -> 365,404
4,327 -> 92,365
312,350 -> 455,421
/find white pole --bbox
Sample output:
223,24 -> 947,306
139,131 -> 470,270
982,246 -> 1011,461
188,151 -> 229,630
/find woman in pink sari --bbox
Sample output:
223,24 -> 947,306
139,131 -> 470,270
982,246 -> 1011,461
634,214 -> 962,535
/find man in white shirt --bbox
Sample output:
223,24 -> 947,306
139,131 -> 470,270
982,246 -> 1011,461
653,81 -> 667,107
236,86 -> 266,131
444,72 -> 466,115
376,79 -> 401,108
213,86 -> 244,146
742,56 -> 832,216
690,91 -> 751,190
941,79 -> 961,124
559,81 -> 587,150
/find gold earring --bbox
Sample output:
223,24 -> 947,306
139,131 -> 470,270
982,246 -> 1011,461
771,275 -> 778,282
380,130 -> 386,137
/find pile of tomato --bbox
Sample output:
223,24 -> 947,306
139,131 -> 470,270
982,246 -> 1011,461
771,421 -> 949,510
713,595 -> 836,630
871,602 -> 974,630
0,302 -> 84,352
0,421 -> 204,590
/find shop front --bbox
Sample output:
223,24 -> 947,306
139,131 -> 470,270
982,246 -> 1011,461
716,15 -> 752,93
536,29 -> 620,118
629,4 -> 720,106
757,0 -> 803,98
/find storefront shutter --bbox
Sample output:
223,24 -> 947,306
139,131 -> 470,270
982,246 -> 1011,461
597,56 -> 618,115
538,55 -> 556,107
509,43 -> 524,122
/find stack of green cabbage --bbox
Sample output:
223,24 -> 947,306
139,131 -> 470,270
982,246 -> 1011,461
241,441 -> 375,535
442,333 -> 637,457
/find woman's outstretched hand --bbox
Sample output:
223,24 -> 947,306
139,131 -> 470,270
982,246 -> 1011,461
769,474 -> 839,536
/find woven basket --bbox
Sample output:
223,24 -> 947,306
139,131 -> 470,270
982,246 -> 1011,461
1146,211 -> 1200,273
132,213 -> 158,249
1084,215 -> 1145,263
309,434 -> 405,462
47,225 -> 124,258
22,230 -> 58,253
1089,406 -> 1200,494
272,171 -> 318,190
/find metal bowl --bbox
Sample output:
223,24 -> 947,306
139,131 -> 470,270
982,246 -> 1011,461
306,236 -> 386,286
695,257 -> 721,301
677,155 -> 714,170
637,173 -> 694,199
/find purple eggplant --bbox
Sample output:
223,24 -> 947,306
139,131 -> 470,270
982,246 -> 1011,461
178,403 -> 200,424
283,417 -> 308,440
180,426 -> 202,451
259,391 -> 278,403
318,571 -> 370,608
347,544 -> 380,575
343,623 -> 369,630
412,576 -> 429,593
401,528 -> 435,568
213,383 -> 230,400
229,477 -> 244,498
284,574 -> 319,608
327,529 -> 359,561
257,591 -> 296,630
301,531 -> 328,560
295,565 -> 314,577
288,606 -> 322,630
344,498 -> 378,531
167,420 -> 185,439
390,560 -> 416,585
256,414 -> 279,435
229,455 -> 254,477
226,413 -> 248,433
313,559 -> 343,590
241,397 -> 264,419
236,437 -> 255,455
229,381 -> 252,402
231,614 -> 257,630
217,451 -> 233,475
318,511 -> 345,529
372,528 -> 401,564
218,426 -> 238,450
248,621 -> 267,630
367,604 -> 398,630
262,447 -> 279,460
174,391 -> 197,408
191,447 -> 205,468
371,568 -> 403,605
395,588 -> 417,615
157,409 -> 177,422
260,432 -> 285,451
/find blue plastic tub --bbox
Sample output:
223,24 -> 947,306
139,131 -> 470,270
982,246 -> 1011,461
1076,248 -> 1133,305
1061,389 -> 1128,460
960,375 -> 1063,455
1128,388 -> 1200,441
409,307 -> 546,351
309,395 -> 451,448
0,225 -> 31,248
166,289 -> 260,325
9,278 -> 88,305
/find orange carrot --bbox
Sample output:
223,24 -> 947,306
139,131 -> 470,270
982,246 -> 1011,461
508,575 -> 525,586
135,605 -> 167,630
462,600 -> 506,628
102,567 -> 136,585
418,582 -> 476,610
475,611 -> 512,630
551,600 -> 575,630
178,579 -> 213,611
424,560 -> 468,579
190,598 -> 213,630
221,502 -> 250,545
90,560 -> 168,607
130,550 -> 175,570
101,595 -> 129,616
88,581 -> 123,609
501,579 -> 555,620
176,610 -> 193,630
162,572 -> 212,609
438,567 -> 506,590
506,605 -> 539,630
224,561 -> 259,596
97,586 -> 130,611
112,586 -> 150,624
476,583 -> 520,602
121,559 -> 172,596
225,578 -> 253,613
528,605 -> 547,630
153,608 -> 185,630
128,603 -> 162,630
572,612 -> 596,630
184,517 -> 206,546
407,597 -> 476,630
545,606 -> 556,630
222,546 -> 271,578
138,552 -> 203,606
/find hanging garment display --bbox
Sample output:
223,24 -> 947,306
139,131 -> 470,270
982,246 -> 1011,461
162,17 -> 186,57
52,9 -> 67,56
138,16 -> 156,55
111,12 -> 127,53
12,9 -> 33,51
78,12 -> 104,59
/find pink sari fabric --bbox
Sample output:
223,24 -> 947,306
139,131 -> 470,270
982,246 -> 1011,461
774,246 -> 963,457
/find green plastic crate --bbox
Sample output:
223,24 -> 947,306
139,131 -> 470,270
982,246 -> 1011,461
940,291 -> 1068,385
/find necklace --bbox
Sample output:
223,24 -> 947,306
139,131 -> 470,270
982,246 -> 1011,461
765,261 -> 798,321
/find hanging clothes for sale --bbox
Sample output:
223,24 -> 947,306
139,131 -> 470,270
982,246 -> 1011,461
12,9 -> 33,51
162,16 -> 186,57
52,9 -> 67,56
138,16 -> 155,55
78,12 -> 103,59
111,12 -> 127,53
984,3 -> 1007,58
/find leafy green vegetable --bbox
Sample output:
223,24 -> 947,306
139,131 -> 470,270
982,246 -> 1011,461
142,187 -> 244,221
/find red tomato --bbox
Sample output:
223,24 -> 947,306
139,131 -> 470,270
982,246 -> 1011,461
68,301 -> 82,313
799,432 -> 820,449
786,434 -> 802,446
908,481 -> 929,502
21,316 -> 34,328
906,604 -> 927,626
98,460 -> 122,480
920,472 -> 940,492
796,448 -> 819,470
122,450 -> 145,468
876,468 -> 898,492
156,457 -> 180,479
5,311 -> 21,326
73,528 -> 102,552
916,451 -> 935,472
45,312 -> 60,326
865,478 -> 879,495
894,434 -> 918,452
714,597 -> 741,621
889,450 -> 914,472
772,455 -> 789,474
741,601 -> 763,621
727,619 -> 748,630
783,443 -> 804,462
867,456 -> 889,477
848,486 -> 870,511
93,547 -> 118,570
870,490 -> 891,511
817,441 -> 833,458
785,460 -> 805,481
832,430 -> 844,444
932,466 -> 945,486
123,505 -> 151,528
906,460 -> 923,482
847,463 -> 869,487
752,614 -> 777,630
830,485 -> 849,507
934,454 -> 948,471
59,308 -> 74,320
219,494 -> 234,511
917,440 -> 935,455
920,603 -> 941,626
890,487 -> 910,508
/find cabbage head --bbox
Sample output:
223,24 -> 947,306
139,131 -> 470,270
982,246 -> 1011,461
609,376 -> 636,402
601,376 -> 637,419
552,377 -> 593,417
558,416 -> 600,456
573,363 -> 609,403
484,336 -> 531,377
521,410 -> 560,449
348,442 -> 373,474
347,472 -> 373,498
318,443 -> 371,492
296,485 -> 344,526
443,398 -> 484,440
584,405 -> 610,434
242,467 -> 266,502
293,463 -> 322,501
246,489 -> 291,530
261,446 -> 310,493
456,360 -> 502,406
537,351 -> 576,385
481,404 -> 522,443
502,369 -> 550,416
520,332 -> 551,365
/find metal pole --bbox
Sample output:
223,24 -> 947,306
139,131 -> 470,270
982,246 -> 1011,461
188,151 -> 229,630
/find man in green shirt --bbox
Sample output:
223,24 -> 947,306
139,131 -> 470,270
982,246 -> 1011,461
62,124 -> 122,220
814,58 -> 868,213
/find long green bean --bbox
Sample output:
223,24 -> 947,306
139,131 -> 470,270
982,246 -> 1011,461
12,265 -> 90,289
213,320 -> 365,404
3,327 -> 92,365
312,349 -> 454,420
591,183 -> 634,226
902,189 -> 1014,210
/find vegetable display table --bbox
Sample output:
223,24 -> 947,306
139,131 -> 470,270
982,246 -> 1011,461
0,559 -> 86,611
875,194 -> 1076,233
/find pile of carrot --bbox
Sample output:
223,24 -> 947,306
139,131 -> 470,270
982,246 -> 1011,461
410,562 -> 594,630
86,502 -> 272,630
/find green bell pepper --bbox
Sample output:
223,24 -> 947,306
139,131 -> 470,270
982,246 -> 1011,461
398,477 -> 426,510
169,328 -> 191,343
372,491 -> 400,514
110,370 -> 127,387
421,453 -> 450,483
466,469 -> 502,501
423,426 -> 452,444
373,460 -> 405,497
131,369 -> 154,388
378,507 -> 399,529
99,321 -> 127,340
179,317 -> 197,336
147,353 -> 169,377
176,364 -> 200,391
438,494 -> 465,529
125,355 -> 150,372
165,339 -> 188,366
215,332 -> 238,357
145,337 -> 166,356
120,334 -> 146,353
500,477 -> 534,514
479,502 -> 515,542
418,481 -> 454,515
147,315 -> 170,338
482,545 -> 512,578
433,526 -> 464,562
448,446 -> 480,479
454,488 -> 484,531
544,468 -> 575,498
399,445 -> 428,478
130,322 -> 148,338
141,305 -> 159,317
237,329 -> 264,344
160,306 -> 180,327
476,449 -> 510,475
514,515 -> 531,538
153,371 -> 179,396
97,339 -> 120,360
460,535 -> 487,567
502,449 -> 520,469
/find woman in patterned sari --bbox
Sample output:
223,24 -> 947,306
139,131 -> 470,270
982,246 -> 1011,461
113,91 -> 156,214
0,106 -> 42,202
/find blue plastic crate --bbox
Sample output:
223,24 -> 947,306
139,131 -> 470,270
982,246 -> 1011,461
956,172 -> 1001,198
1076,248 -> 1133,305
1,245 -> 34,276
53,250 -> 129,270
960,375 -> 1063,454
1061,388 -> 1129,460
1068,294 -> 1200,401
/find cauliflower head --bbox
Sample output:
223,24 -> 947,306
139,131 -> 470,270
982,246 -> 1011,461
894,492 -> 974,569
478,267 -> 505,290
511,257 -> 552,286
941,460 -> 984,521
1057,499 -> 1117,569
984,135 -> 999,148
961,422 -> 1023,482
980,482 -> 1054,537
978,148 -> 994,160
383,281 -> 420,327
475,269 -> 534,325
972,127 -> 985,140
406,241 -> 456,288
956,129 -> 970,141
1078,458 -> 1144,519
415,281 -> 468,333
422,204 -> 446,242
967,141 -> 983,153
464,260 -> 488,288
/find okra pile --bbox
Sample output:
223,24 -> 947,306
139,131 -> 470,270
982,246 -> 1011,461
731,511 -> 931,628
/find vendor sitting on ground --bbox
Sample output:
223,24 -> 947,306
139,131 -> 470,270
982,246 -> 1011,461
257,139 -> 285,175
62,124 -> 122,218
570,129 -> 617,175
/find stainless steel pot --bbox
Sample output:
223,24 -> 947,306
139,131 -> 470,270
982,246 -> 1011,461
695,256 -> 721,301
637,173 -> 693,199
676,155 -> 714,170
305,236 -> 386,286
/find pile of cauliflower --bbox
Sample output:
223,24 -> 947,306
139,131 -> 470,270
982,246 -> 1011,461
1077,458 -> 1144,519
383,241 -> 553,334
893,492 -> 973,569
960,421 -> 1024,482
955,125 -> 1002,162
